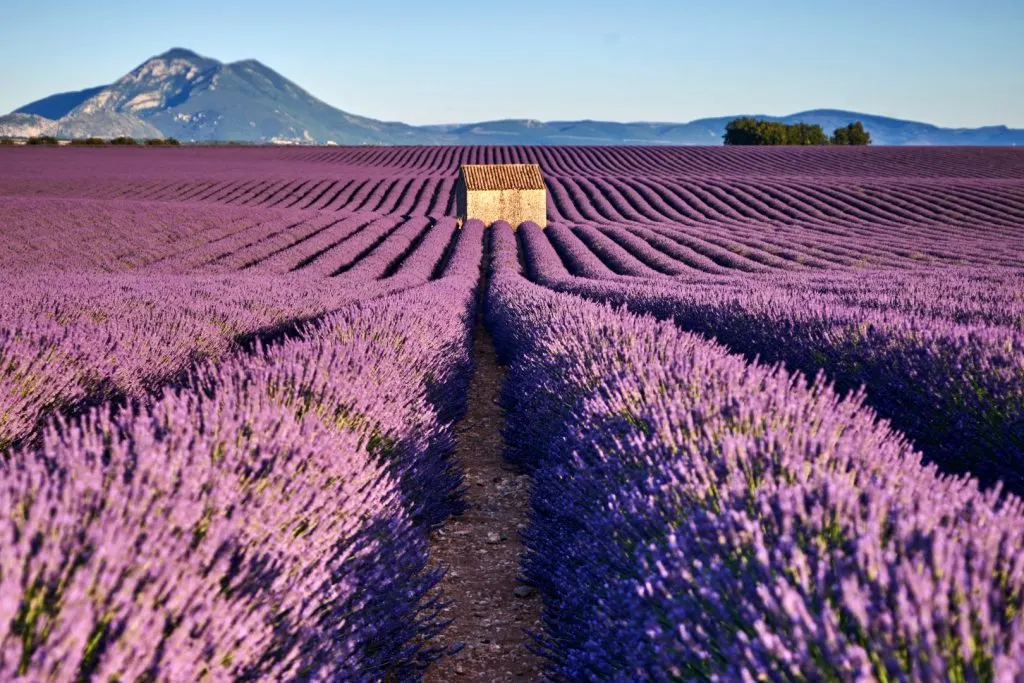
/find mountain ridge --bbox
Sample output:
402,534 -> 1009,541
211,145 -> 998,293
2,48 -> 1021,146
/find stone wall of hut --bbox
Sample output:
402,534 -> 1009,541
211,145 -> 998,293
457,187 -> 547,229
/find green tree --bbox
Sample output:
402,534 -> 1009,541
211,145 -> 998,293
110,136 -> 137,145
27,135 -> 59,145
831,121 -> 871,145
757,120 -> 790,145
70,137 -> 106,146
787,122 -> 829,145
723,117 -> 762,145
724,118 -> 830,145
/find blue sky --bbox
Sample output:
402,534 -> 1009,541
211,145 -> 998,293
2,0 -> 1022,127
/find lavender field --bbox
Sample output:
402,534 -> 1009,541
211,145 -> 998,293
1,145 -> 1023,681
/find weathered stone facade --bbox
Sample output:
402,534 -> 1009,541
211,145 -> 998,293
456,164 -> 547,229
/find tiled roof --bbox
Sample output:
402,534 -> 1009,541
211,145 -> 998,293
460,164 -> 545,191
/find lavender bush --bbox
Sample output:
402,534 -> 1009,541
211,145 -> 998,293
0,218 -> 484,680
488,222 -> 1024,681
523,252 -> 1024,495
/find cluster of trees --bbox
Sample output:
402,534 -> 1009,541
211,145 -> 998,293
5,137 -> 292,147
723,118 -> 872,146
21,136 -> 182,146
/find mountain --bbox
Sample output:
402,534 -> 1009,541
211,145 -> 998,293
15,85 -> 107,120
3,48 -> 1022,146
3,48 -> 445,144
770,110 -> 1024,146
0,113 -> 58,138
135,54 -> 441,144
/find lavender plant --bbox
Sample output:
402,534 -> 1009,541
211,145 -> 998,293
488,222 -> 1024,681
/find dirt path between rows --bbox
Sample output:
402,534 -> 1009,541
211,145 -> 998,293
424,324 -> 543,681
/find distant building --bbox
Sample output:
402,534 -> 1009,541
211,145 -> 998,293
456,163 -> 547,229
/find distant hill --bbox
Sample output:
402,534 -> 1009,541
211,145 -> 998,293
15,85 -> 107,120
2,48 -> 1022,146
2,48 -> 443,144
427,112 -> 1024,146
0,113 -> 58,138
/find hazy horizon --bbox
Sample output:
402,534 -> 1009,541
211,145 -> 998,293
3,0 -> 1022,128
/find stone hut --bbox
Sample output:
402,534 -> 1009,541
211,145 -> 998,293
456,163 -> 547,229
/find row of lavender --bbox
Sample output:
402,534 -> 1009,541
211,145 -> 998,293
555,218 -> 1022,275
103,175 -> 1024,235
117,174 -> 458,218
5,150 -> 1024,253
546,176 -> 1024,236
0,211 -> 460,450
289,144 -> 1024,179
486,222 -> 1024,680
0,221 -> 484,680
49,176 -> 1024,261
0,196 -> 463,276
6,146 -> 1024,182
520,222 -> 1024,496
9,192 -> 1019,291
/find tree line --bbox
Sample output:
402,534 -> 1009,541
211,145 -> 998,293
2,136 -> 182,146
723,118 -> 871,145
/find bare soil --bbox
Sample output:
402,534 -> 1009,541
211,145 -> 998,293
424,325 -> 543,681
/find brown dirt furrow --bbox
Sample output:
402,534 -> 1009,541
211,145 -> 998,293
424,325 -> 543,681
